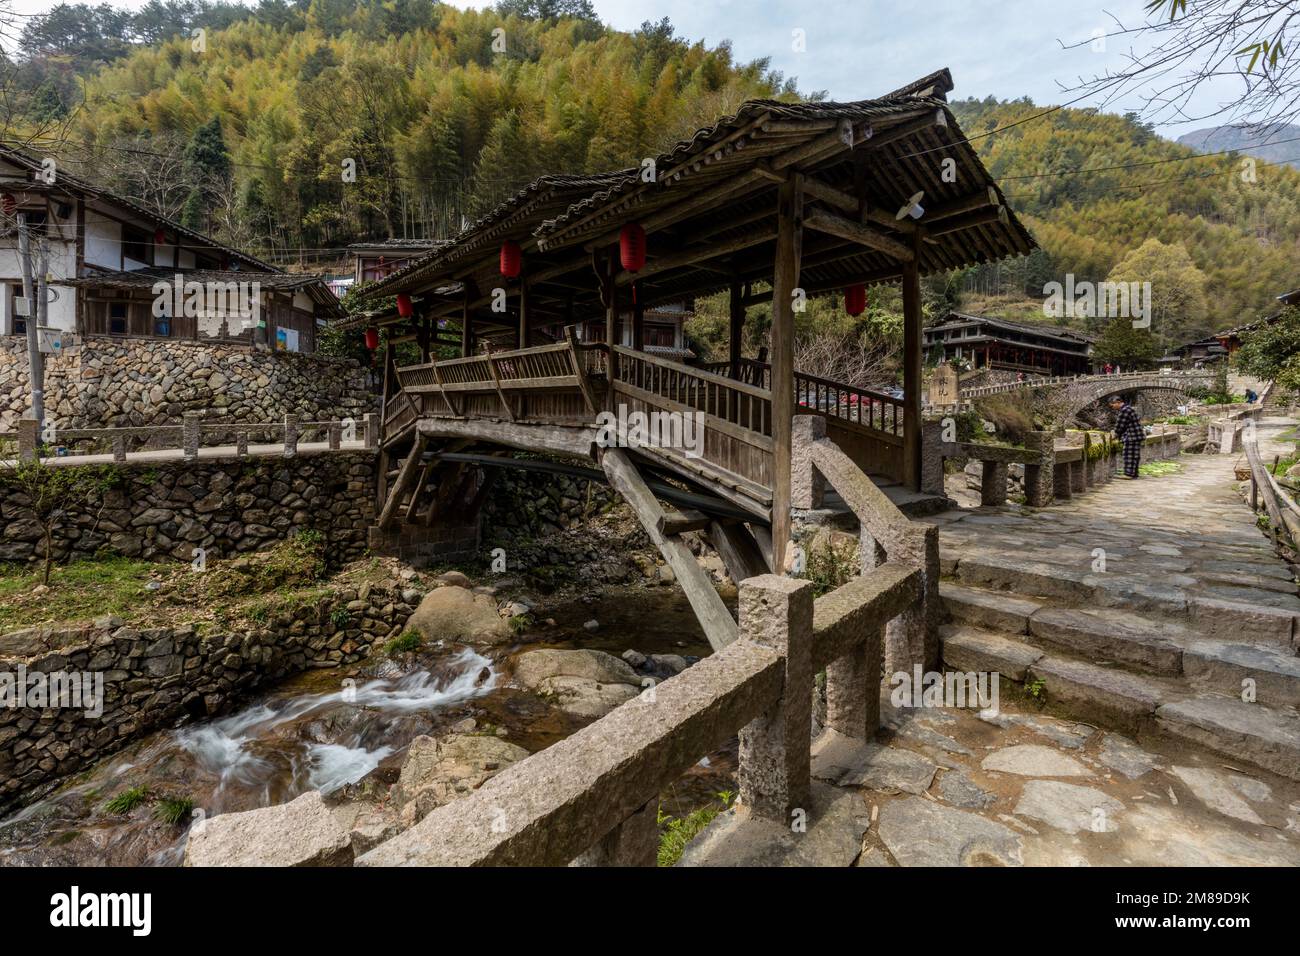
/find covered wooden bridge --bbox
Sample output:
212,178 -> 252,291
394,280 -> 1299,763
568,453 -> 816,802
350,68 -> 1035,646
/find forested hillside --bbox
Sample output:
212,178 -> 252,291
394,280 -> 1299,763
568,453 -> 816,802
7,1 -> 1300,348
9,1 -> 803,257
950,98 -> 1300,336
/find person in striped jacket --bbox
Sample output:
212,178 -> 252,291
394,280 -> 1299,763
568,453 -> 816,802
1108,395 -> 1143,479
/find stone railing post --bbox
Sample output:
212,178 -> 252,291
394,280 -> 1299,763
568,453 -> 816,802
111,434 -> 126,463
16,418 -> 38,461
884,523 -> 940,674
570,798 -> 658,867
826,535 -> 884,740
283,413 -> 299,458
182,411 -> 202,460
364,412 -> 379,449
920,419 -> 946,496
737,574 -> 814,824
236,428 -> 248,457
791,414 -> 826,509
328,421 -> 342,450
980,460 -> 1008,506
1022,431 -> 1054,507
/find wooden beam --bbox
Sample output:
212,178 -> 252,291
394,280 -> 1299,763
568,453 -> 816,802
925,204 -> 1008,237
864,109 -> 946,150
378,434 -> 428,530
709,520 -> 771,582
614,229 -> 775,286
517,269 -> 529,349
902,232 -> 922,491
924,186 -> 999,222
769,173 -> 802,575
601,448 -> 738,651
803,207 -> 914,262
564,324 -> 599,414
657,508 -> 711,536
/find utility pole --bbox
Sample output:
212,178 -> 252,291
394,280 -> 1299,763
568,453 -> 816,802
17,210 -> 44,426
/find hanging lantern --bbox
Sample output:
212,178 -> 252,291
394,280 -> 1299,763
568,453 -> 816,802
845,284 -> 867,317
500,240 -> 522,278
1,194 -> 15,215
619,223 -> 646,273
396,293 -> 414,317
364,326 -> 380,350
154,228 -> 167,246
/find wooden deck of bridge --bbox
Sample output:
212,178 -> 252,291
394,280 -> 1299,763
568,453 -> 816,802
381,335 -> 909,520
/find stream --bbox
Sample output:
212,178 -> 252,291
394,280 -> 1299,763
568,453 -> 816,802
0,585 -> 723,866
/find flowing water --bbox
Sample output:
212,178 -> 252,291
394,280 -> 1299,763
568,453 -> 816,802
0,586 -> 725,866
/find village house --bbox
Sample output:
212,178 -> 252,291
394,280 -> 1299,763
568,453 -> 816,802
0,144 -> 342,353
923,311 -> 1093,376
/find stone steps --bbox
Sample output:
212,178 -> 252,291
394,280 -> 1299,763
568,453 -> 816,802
942,581 -> 1300,707
940,622 -> 1300,780
947,552 -> 1299,650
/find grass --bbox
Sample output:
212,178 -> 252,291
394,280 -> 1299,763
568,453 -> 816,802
0,556 -> 155,633
384,630 -> 423,655
657,791 -> 734,867
799,537 -> 858,598
102,785 -> 149,815
153,796 -> 195,826
1138,460 -> 1183,478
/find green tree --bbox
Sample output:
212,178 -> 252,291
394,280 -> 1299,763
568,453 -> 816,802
1093,315 -> 1158,368
1237,306 -> 1300,395
1105,238 -> 1210,352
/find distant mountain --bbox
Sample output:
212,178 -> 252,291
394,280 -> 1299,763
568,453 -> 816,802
1176,124 -> 1300,170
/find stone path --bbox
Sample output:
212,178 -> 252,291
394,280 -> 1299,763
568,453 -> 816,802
680,689 -> 1300,866
680,417 -> 1300,866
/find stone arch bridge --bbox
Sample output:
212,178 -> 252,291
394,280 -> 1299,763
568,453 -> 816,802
960,369 -> 1215,417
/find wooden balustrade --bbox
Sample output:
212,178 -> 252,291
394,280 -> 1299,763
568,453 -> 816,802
700,358 -> 903,440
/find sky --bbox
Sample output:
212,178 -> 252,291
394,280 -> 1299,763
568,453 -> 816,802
4,0 -> 1250,139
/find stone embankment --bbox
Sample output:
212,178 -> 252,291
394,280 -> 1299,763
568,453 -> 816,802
0,336 -> 375,432
0,452 -> 376,566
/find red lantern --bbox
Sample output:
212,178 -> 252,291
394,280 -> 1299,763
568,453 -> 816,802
619,223 -> 646,273
845,284 -> 867,317
396,293 -> 414,317
500,240 -> 522,278
364,327 -> 380,350
1,194 -> 15,215
154,228 -> 166,246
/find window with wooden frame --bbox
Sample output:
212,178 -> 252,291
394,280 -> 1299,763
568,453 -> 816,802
108,301 -> 128,335
122,225 -> 152,264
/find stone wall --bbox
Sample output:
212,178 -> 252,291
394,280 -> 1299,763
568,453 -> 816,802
482,466 -> 619,543
0,451 -> 377,567
0,580 -> 415,809
0,335 -> 377,432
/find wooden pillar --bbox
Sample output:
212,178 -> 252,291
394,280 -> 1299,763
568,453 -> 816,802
728,279 -> 745,379
517,271 -> 529,350
902,233 -> 922,491
418,316 -> 431,362
631,287 -> 644,352
603,250 -> 618,348
770,174 -> 802,573
460,286 -> 473,357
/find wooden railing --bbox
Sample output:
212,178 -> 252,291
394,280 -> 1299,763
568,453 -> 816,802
700,358 -> 904,440
617,348 -> 771,435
